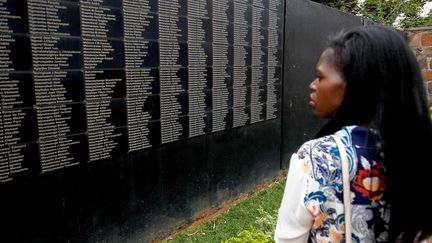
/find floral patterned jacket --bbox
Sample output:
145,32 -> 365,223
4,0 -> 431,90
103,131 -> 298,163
275,126 -> 390,243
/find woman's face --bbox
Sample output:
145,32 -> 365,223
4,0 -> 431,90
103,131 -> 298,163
309,48 -> 346,118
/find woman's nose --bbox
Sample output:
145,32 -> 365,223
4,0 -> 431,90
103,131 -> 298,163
309,79 -> 317,90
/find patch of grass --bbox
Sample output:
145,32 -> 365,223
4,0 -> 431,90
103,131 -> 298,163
222,227 -> 272,243
164,178 -> 286,243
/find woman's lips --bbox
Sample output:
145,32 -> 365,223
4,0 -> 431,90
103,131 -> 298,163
308,100 -> 316,108
309,94 -> 316,108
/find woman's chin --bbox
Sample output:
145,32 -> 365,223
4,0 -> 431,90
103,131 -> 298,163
313,111 -> 330,118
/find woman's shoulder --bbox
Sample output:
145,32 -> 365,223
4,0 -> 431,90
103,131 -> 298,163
296,126 -> 356,163
296,135 -> 337,162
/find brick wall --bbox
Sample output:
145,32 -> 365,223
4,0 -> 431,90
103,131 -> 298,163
406,26 -> 432,105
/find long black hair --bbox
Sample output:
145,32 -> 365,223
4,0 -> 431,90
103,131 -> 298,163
316,25 -> 432,241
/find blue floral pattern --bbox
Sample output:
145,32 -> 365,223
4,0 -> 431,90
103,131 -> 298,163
297,126 -> 390,242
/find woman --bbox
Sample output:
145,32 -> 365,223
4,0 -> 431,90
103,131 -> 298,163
275,25 -> 432,242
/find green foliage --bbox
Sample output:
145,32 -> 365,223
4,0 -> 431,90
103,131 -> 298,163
312,0 -> 432,28
221,227 -> 272,243
313,0 -> 359,14
255,206 -> 278,238
165,179 -> 286,243
361,0 -> 430,28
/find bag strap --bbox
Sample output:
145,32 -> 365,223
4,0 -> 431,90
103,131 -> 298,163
332,135 -> 353,243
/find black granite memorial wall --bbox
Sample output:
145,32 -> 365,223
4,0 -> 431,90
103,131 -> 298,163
0,0 -> 283,182
0,0 -> 283,241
